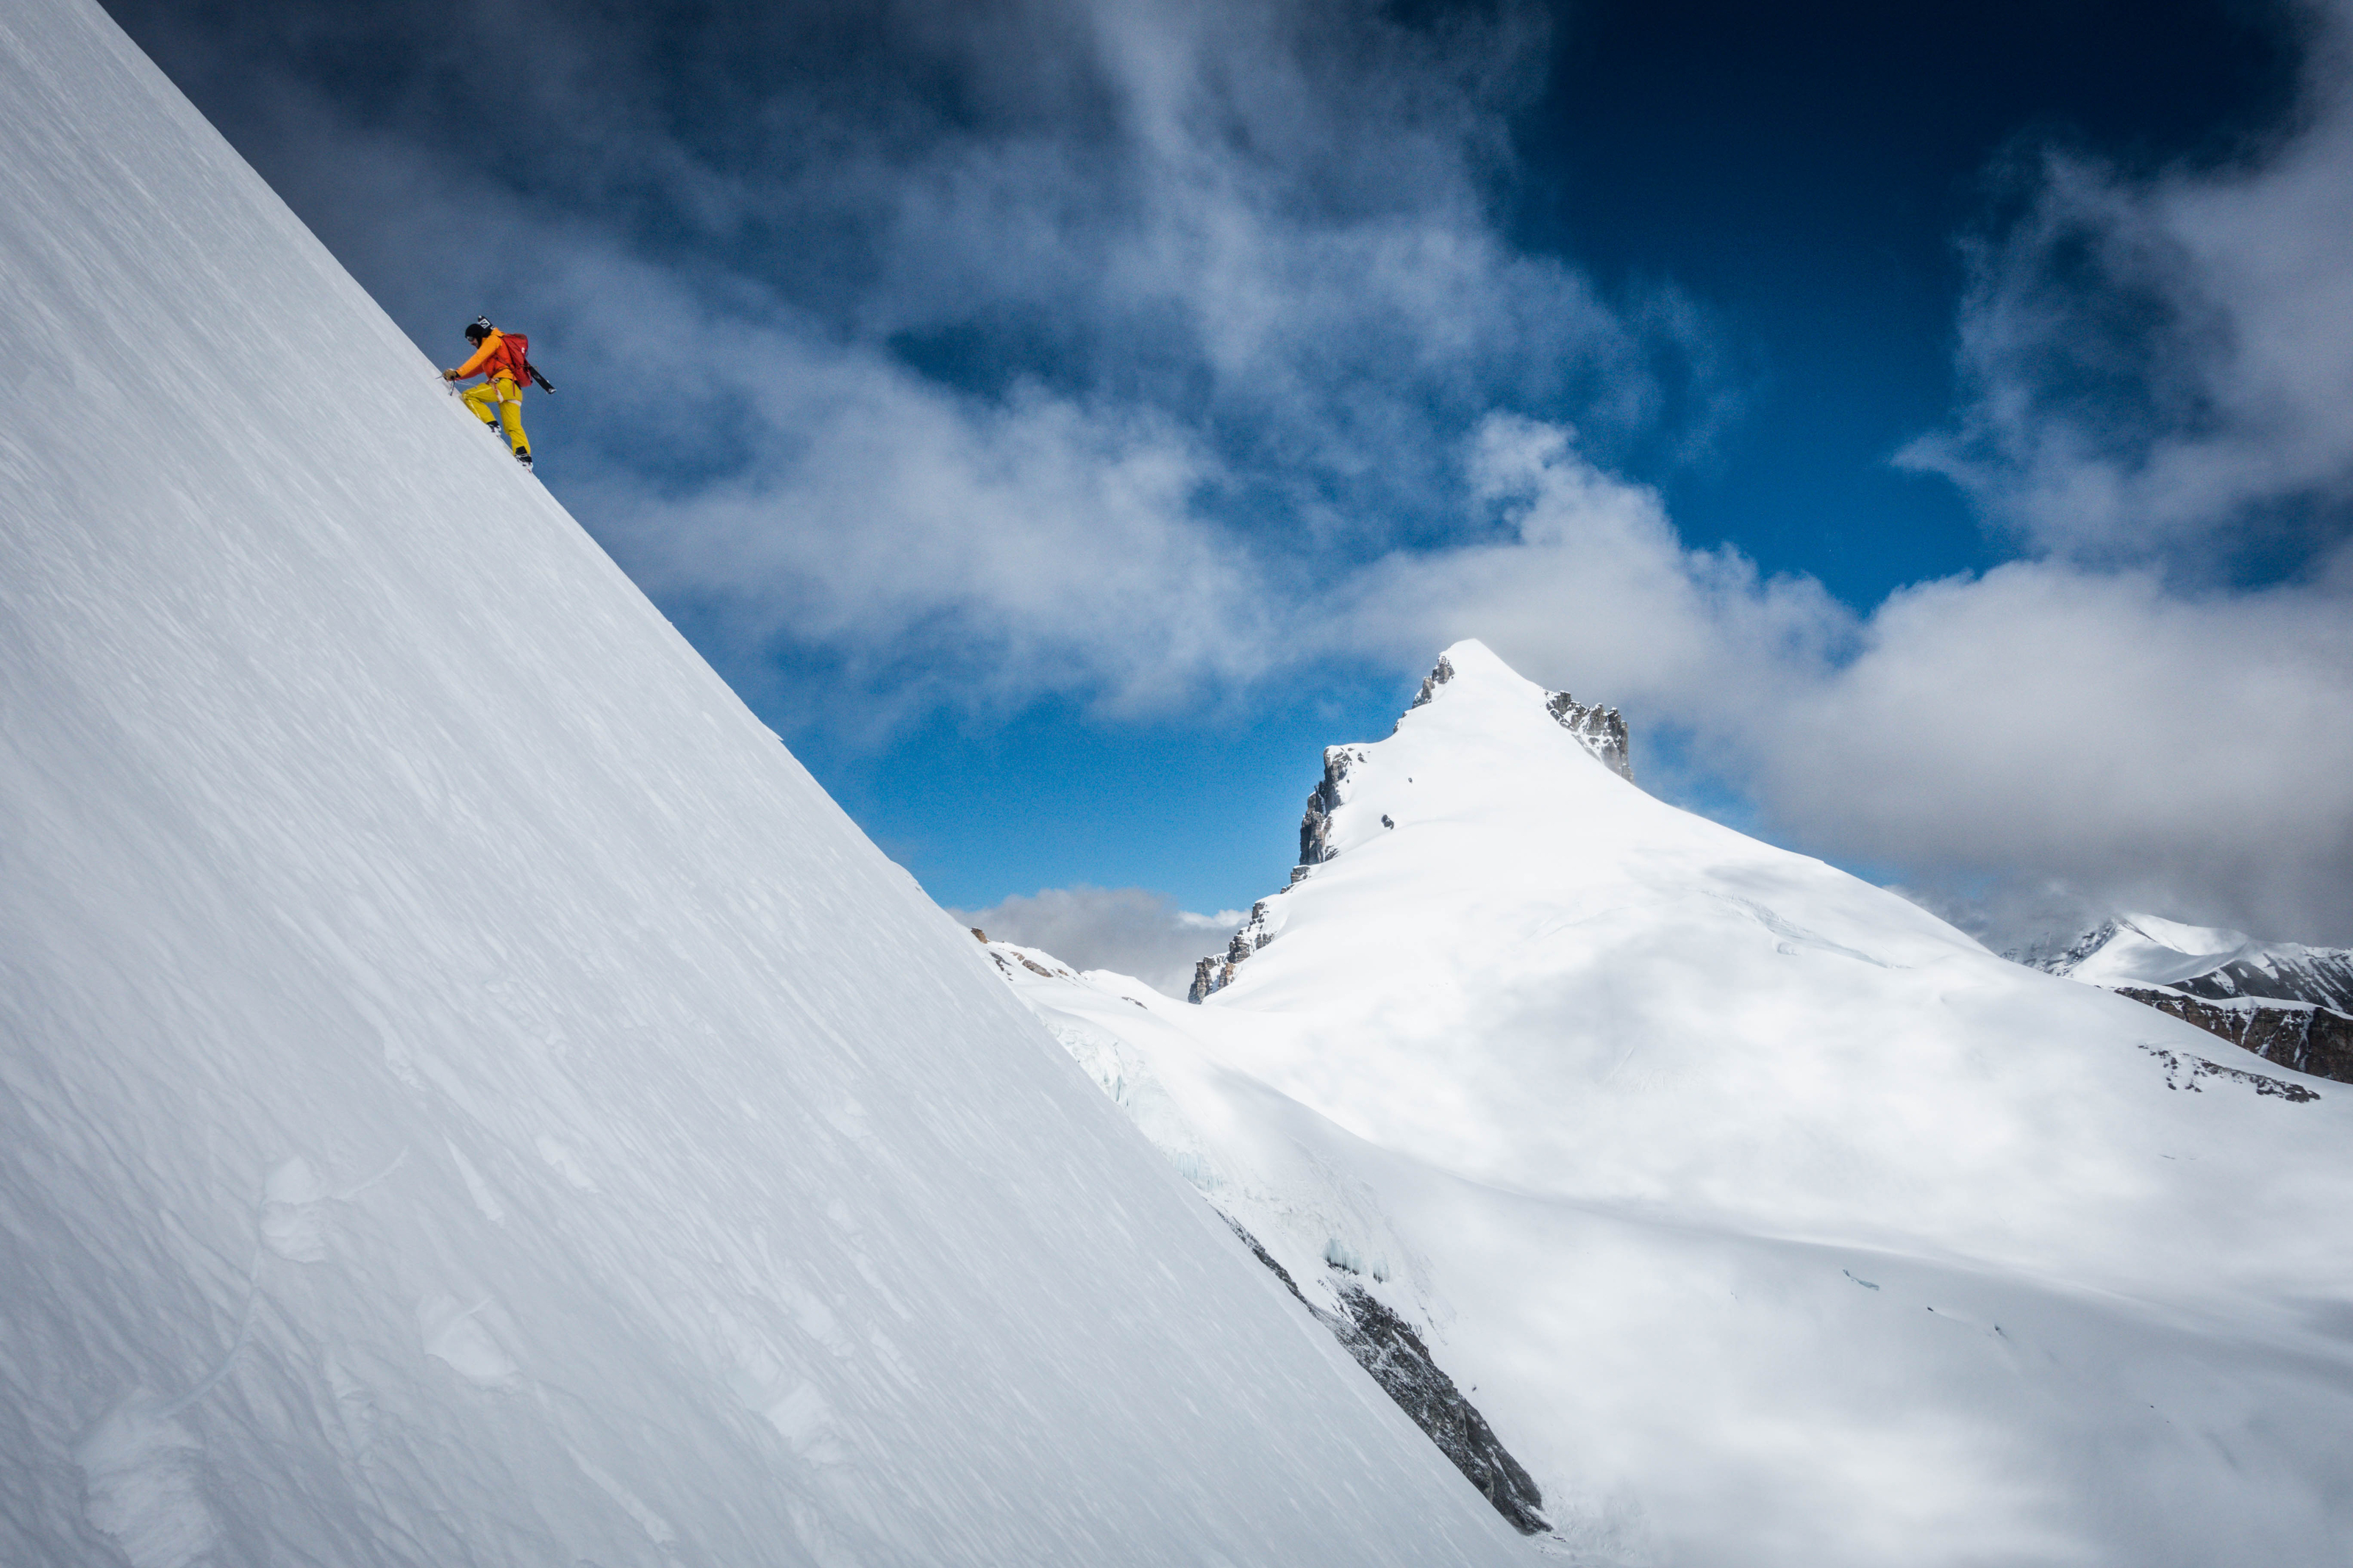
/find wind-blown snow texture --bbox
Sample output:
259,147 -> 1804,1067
0,5 -> 1534,1564
994,642 -> 2353,1567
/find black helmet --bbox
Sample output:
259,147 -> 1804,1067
464,315 -> 493,343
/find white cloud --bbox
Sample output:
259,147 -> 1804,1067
1324,415 -> 1852,720
952,886 -> 1242,998
1760,556 -> 2353,937
584,298 -> 1274,715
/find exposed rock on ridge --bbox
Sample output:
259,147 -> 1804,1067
2135,1041 -> 2321,1102
1543,690 -> 1633,782
1190,900 -> 1279,1003
1222,1221 -> 1549,1536
1299,746 -> 1371,868
2118,989 -> 2352,1086
1408,654 -> 1456,710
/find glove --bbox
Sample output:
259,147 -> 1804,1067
442,368 -> 461,382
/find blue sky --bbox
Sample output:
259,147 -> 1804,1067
104,0 -> 2353,962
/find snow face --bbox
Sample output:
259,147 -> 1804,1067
991,641 -> 2353,1567
0,7 -> 1533,1564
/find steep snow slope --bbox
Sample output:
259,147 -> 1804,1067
992,642 -> 2353,1567
0,6 -> 1533,1565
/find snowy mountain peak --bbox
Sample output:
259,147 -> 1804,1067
1400,640 -> 1633,779
1401,638 -> 1535,713
1193,643 -> 1637,1000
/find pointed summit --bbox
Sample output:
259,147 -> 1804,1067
1196,644 -> 1635,1000
1399,641 -> 1632,780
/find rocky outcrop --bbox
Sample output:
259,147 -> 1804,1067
1408,654 -> 1456,709
1223,1220 -> 1549,1536
1322,1285 -> 1550,1535
1299,745 -> 1371,867
1543,690 -> 1633,782
2135,1041 -> 2321,1103
1189,900 -> 1278,1003
2118,988 -> 2353,1086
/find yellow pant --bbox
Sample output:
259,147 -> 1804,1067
461,374 -> 529,453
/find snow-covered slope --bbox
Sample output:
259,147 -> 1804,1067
0,6 -> 1535,1564
2022,912 -> 2353,1011
991,642 -> 2353,1567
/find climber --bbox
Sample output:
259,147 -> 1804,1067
442,316 -> 539,470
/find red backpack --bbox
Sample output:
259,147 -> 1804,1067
481,330 -> 549,392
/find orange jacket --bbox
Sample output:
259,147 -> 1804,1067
454,330 -> 525,384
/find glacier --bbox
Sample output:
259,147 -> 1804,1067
0,3 -> 1535,1564
990,641 -> 2353,1567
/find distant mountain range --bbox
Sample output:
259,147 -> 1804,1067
2014,913 -> 2353,1082
2015,912 -> 2353,1010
